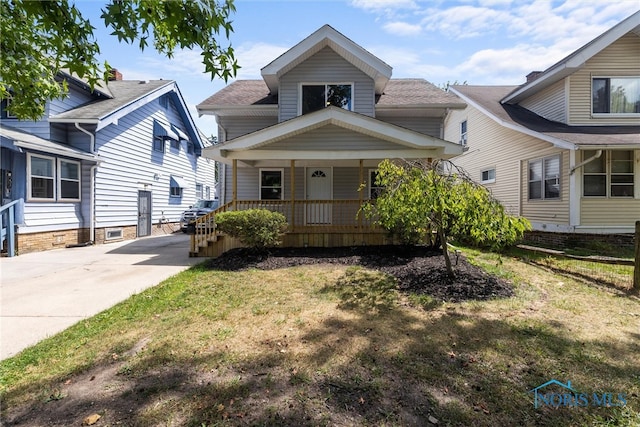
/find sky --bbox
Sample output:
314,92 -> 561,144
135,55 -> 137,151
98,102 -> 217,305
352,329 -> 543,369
76,0 -> 640,138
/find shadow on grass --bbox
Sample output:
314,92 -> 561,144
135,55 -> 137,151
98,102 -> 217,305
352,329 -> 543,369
2,268 -> 638,426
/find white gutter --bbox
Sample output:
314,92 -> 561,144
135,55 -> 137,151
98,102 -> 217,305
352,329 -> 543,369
570,149 -> 601,175
75,123 -> 96,243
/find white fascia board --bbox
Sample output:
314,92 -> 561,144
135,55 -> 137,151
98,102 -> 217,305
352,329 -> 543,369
168,83 -> 205,147
218,107 -> 461,154
197,105 -> 278,117
450,87 -> 576,151
261,25 -> 392,94
503,11 -> 640,104
220,148 -> 446,161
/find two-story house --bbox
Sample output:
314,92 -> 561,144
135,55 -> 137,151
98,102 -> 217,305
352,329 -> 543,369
1,70 -> 217,255
444,11 -> 640,247
193,24 -> 466,257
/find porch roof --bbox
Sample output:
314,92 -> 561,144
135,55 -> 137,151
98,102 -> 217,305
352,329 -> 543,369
203,106 -> 464,164
0,125 -> 99,162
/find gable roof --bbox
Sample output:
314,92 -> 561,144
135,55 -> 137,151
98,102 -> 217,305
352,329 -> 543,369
50,80 -> 205,148
261,24 -> 392,95
502,10 -> 640,104
451,85 -> 640,149
205,106 -> 463,163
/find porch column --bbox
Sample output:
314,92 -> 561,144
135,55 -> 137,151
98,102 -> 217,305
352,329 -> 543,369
232,159 -> 237,210
358,159 -> 363,230
290,160 -> 296,231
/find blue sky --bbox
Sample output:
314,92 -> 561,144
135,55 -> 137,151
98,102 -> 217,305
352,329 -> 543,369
77,0 -> 639,137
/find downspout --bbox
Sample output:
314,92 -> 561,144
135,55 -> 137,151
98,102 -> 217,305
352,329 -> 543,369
75,123 -> 96,244
217,118 -> 228,204
570,150 -> 601,175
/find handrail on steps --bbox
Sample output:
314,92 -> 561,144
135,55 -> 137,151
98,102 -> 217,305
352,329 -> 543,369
1,199 -> 22,257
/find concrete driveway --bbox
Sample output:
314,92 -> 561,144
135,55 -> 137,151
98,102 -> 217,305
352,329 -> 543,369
0,233 -> 203,360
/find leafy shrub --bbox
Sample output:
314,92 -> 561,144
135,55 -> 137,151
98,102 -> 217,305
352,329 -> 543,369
215,209 -> 288,249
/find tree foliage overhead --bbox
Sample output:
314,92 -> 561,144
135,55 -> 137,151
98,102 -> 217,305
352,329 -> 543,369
0,0 -> 239,120
362,159 -> 531,277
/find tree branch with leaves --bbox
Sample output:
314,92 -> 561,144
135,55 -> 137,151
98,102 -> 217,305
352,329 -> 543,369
0,0 -> 239,120
362,159 -> 531,278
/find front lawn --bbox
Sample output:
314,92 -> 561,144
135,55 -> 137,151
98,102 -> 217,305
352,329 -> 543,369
1,246 -> 638,426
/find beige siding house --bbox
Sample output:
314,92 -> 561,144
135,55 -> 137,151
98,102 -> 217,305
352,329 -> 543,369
444,11 -> 640,241
192,25 -> 466,257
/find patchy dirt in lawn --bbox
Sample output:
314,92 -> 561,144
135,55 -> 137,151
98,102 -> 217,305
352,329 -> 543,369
206,245 -> 514,302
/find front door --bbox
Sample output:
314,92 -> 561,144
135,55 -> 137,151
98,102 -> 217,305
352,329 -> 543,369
137,190 -> 152,237
306,167 -> 332,224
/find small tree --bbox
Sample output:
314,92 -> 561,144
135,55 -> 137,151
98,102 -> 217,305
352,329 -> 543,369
215,209 -> 288,250
362,159 -> 531,277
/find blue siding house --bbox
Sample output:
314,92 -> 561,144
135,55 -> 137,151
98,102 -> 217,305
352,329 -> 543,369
0,70 -> 217,254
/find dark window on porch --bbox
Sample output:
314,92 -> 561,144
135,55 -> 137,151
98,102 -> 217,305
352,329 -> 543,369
260,169 -> 283,200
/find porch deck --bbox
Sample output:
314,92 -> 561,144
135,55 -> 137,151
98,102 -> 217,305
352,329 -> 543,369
189,199 -> 399,257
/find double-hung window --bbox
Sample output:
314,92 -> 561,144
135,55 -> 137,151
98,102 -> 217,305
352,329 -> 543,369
260,169 -> 283,200
301,83 -> 352,115
28,154 -> 81,201
583,150 -> 634,197
528,155 -> 560,200
28,154 -> 55,200
58,159 -> 81,201
592,77 -> 640,114
195,183 -> 203,199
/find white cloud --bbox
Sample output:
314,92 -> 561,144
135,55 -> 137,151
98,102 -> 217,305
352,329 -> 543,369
234,42 -> 289,79
382,21 -> 422,36
419,6 -> 513,39
350,0 -> 418,11
456,43 -> 569,84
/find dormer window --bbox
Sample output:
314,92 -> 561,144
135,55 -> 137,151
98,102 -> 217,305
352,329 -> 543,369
592,77 -> 640,114
301,83 -> 352,115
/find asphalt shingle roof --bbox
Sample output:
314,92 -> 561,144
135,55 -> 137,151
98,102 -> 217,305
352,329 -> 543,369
52,80 -> 173,120
197,79 -> 464,108
452,85 -> 640,147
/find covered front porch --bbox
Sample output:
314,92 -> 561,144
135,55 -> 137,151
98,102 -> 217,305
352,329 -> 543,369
190,158 -> 407,257
191,107 -> 463,257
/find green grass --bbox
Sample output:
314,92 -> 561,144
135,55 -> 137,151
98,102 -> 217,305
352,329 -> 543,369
1,251 -> 639,427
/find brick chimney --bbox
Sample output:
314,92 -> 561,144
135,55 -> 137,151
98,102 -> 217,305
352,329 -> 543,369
108,68 -> 123,81
526,71 -> 543,83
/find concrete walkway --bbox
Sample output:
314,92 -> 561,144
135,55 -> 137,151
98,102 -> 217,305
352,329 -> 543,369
0,233 -> 202,360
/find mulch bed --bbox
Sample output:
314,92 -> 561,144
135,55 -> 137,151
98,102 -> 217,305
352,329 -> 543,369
206,245 -> 514,302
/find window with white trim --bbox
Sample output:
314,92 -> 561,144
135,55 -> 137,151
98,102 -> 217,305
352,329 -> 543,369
260,169 -> 283,200
481,168 -> 495,184
58,159 -> 80,201
528,155 -> 560,200
195,183 -> 203,199
28,154 -> 55,200
592,77 -> 640,114
301,83 -> 352,115
460,120 -> 468,145
583,150 -> 634,197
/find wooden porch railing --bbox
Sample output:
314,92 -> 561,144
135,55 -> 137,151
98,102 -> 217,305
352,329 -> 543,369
190,199 -> 378,255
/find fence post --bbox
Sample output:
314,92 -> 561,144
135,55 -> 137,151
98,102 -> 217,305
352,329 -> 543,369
634,221 -> 639,292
